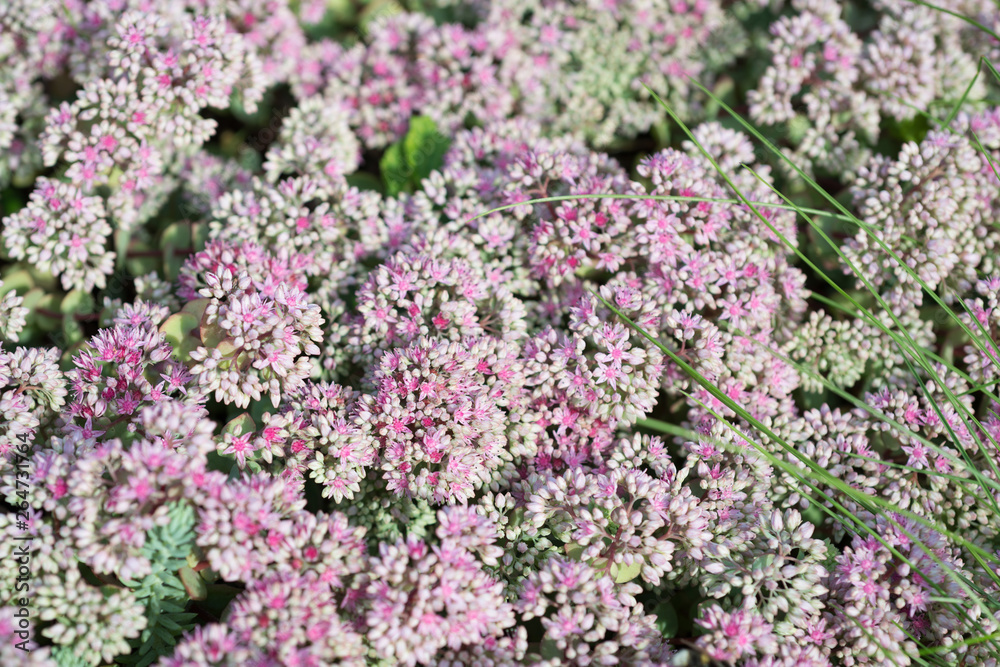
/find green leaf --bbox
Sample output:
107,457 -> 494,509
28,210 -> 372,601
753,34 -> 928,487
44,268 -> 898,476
157,610 -> 197,630
402,115 -> 449,184
652,601 -> 679,638
359,0 -> 403,31
610,558 -> 644,583
564,544 -> 586,562
216,338 -> 238,357
34,293 -> 62,332
159,313 -> 199,346
60,289 -> 94,315
161,223 -> 192,282
27,265 -> 58,291
51,646 -> 91,667
1,188 -> 25,217
176,335 -> 201,363
134,650 -> 157,667
540,637 -> 562,660
59,341 -> 86,370
247,396 -> 277,426
787,115 -> 810,144
223,412 -> 256,437
705,76 -> 735,120
178,566 -> 207,601
206,450 -> 230,474
200,320 -> 232,351
201,584 -> 243,619
158,313 -> 201,362
380,116 -> 450,195
114,229 -> 131,272
751,554 -> 776,573
380,141 -> 408,196
190,222 -> 211,253
153,626 -> 175,643
125,252 -> 160,279
802,501 -> 824,528
651,118 -> 672,149
181,297 -> 211,322
888,114 -> 930,144
345,172 -> 385,194
157,615 -> 183,632
123,502 -> 198,665
0,269 -> 33,295
62,317 -> 84,346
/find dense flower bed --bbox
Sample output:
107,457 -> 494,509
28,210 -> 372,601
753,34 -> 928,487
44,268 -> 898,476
2,0 -> 1000,665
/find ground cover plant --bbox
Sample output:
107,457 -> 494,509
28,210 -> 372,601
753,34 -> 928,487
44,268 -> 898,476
3,0 -> 1000,665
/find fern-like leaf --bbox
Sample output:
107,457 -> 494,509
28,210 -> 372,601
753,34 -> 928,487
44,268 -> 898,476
117,502 -> 199,667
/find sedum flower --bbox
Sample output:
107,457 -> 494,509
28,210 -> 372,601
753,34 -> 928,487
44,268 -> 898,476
359,535 -> 517,666
695,604 -> 779,663
1,178 -> 113,291
35,565 -> 146,665
158,624 -> 271,667
0,346 -> 67,463
0,282 -> 27,341
961,274 -> 1000,390
351,336 -> 530,503
526,465 -> 711,587
343,249 -> 528,374
488,0 -> 746,146
194,472 -> 306,581
262,97 -> 359,186
700,508 -> 830,627
783,311 -> 876,392
64,318 -> 183,444
0,606 -> 57,665
747,0 -> 983,178
843,127 -> 990,315
226,570 -> 367,665
189,266 -> 323,409
515,556 -> 667,665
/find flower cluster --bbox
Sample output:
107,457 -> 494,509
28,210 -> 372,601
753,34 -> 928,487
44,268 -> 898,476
526,465 -> 711,586
487,0 -> 746,146
297,13 -> 508,150
515,556 -> 667,665
748,0 -> 984,177
341,250 -> 528,371
784,311 -> 876,392
188,260 -> 324,409
298,0 -> 746,149
694,604 -> 779,664
352,336 -> 527,503
225,570 -> 367,665
262,97 -> 360,186
2,179 -> 113,291
35,565 -> 147,665
0,0 -> 68,188
962,274 -> 1000,388
2,5 -> 265,291
0,281 -> 28,341
3,1 -> 1000,665
0,347 -> 66,463
359,536 -> 519,666
843,122 -> 998,314
64,312 -> 183,441
823,513 -> 993,666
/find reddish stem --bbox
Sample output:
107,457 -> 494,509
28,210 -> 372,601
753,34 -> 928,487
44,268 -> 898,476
35,307 -> 100,322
